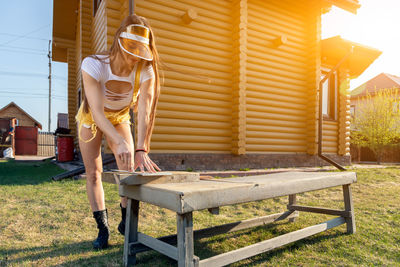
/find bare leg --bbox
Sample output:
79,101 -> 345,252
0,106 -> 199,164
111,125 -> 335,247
105,123 -> 134,209
78,124 -> 105,212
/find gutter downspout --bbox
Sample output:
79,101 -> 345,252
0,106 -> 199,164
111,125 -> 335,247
318,46 -> 354,171
129,0 -> 135,15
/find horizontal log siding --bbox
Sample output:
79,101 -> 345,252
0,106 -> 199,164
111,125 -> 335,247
306,1 -> 321,155
75,2 -> 82,138
136,0 -> 233,153
120,0 -> 129,19
70,0 -> 92,145
67,48 -> 77,139
92,0 -> 107,53
322,120 -> 338,153
81,0 -> 92,61
106,0 -> 122,48
231,0 -> 247,155
246,0 -> 309,153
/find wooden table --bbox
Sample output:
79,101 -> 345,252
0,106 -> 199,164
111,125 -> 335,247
117,171 -> 357,267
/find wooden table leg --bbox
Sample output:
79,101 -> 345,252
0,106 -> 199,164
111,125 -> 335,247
124,199 -> 140,267
177,212 -> 195,267
343,184 -> 356,234
288,194 -> 298,222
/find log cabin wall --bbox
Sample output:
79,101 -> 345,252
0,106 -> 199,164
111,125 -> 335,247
92,0 -> 107,53
246,0 -> 310,154
67,0 -> 352,169
135,0 -> 234,153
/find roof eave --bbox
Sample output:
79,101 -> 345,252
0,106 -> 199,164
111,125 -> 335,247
52,0 -> 79,63
321,36 -> 382,79
323,0 -> 361,14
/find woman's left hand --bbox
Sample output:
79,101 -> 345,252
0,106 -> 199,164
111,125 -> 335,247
134,151 -> 162,172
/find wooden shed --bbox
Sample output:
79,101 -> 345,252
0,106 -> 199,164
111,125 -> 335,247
52,0 -> 381,170
0,102 -> 43,156
0,102 -> 42,129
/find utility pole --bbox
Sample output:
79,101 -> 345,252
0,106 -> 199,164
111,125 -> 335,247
48,40 -> 52,132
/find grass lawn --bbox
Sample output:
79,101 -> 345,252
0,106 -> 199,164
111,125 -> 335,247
0,160 -> 399,266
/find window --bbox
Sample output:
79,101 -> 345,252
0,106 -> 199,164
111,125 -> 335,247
321,69 -> 337,120
93,0 -> 103,16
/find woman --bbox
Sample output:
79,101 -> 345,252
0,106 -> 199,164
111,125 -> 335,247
75,14 -> 161,249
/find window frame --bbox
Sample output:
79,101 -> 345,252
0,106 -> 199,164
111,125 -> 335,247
77,87 -> 82,109
321,67 -> 338,121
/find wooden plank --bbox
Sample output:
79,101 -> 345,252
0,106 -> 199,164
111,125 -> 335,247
123,199 -> 139,267
177,212 -> 196,267
137,232 -> 178,260
129,211 -> 298,254
288,205 -> 350,217
343,184 -> 356,234
198,217 -> 346,267
103,171 -> 198,185
119,171 -> 357,213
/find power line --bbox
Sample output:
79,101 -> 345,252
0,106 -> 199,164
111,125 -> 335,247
0,70 -> 66,80
0,48 -> 47,56
0,87 -> 52,91
0,24 -> 50,47
0,90 -> 66,98
0,32 -> 49,42
0,45 -> 47,53
0,95 -> 66,100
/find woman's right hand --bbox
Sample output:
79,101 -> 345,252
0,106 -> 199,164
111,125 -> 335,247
116,139 -> 134,171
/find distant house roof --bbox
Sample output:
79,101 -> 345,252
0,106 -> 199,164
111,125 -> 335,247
321,36 -> 382,79
0,102 -> 42,129
350,73 -> 400,99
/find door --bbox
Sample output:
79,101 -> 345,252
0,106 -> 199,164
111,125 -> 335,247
15,126 -> 38,155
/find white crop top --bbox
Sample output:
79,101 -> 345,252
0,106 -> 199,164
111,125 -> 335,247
81,55 -> 155,110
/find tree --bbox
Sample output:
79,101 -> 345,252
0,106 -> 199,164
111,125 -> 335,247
350,88 -> 400,164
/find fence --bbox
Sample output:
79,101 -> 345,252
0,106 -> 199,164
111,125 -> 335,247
350,143 -> 400,163
38,131 -> 55,157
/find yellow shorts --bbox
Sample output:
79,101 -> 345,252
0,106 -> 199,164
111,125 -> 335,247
75,104 -> 132,143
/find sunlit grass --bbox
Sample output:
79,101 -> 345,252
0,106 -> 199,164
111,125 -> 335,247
0,161 -> 399,266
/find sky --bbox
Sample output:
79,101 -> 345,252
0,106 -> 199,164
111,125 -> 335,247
0,0 -> 67,132
0,0 -> 398,131
321,0 -> 400,89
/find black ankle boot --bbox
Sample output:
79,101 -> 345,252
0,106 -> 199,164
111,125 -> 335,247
118,203 -> 126,236
92,209 -> 110,249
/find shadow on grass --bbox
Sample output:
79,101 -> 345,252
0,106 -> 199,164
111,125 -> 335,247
0,239 -> 178,267
0,221 -> 347,267
1,241 -> 126,267
104,220 -> 347,266
0,159 -> 64,186
193,220 -> 346,266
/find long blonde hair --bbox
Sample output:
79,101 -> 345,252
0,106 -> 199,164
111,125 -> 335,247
82,14 -> 161,152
